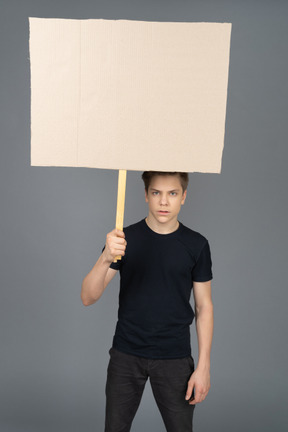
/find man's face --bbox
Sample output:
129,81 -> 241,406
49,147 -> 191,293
145,175 -> 187,224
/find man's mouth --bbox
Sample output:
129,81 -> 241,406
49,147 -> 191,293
158,210 -> 169,214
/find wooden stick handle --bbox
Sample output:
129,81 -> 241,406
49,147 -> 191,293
114,169 -> 127,262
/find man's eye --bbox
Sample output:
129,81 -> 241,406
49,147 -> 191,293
152,192 -> 159,195
170,192 -> 177,196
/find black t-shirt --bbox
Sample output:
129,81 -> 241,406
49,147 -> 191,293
103,218 -> 213,359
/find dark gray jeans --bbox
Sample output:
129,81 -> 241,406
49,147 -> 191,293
105,347 -> 195,432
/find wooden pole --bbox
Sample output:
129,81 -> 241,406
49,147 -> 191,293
114,169 -> 127,262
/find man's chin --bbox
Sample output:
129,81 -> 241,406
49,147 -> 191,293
155,214 -> 173,223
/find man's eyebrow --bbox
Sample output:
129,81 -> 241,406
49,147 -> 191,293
150,188 -> 180,192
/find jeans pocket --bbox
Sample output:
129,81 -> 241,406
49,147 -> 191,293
186,355 -> 195,372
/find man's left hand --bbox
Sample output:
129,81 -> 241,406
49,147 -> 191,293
185,366 -> 211,405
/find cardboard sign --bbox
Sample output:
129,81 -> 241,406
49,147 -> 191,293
29,18 -> 232,173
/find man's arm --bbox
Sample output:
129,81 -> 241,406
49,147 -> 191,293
185,280 -> 214,405
80,228 -> 126,306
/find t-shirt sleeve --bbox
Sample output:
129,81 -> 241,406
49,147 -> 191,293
192,240 -> 213,282
101,245 -> 122,271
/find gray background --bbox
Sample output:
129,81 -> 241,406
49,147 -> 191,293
0,0 -> 287,431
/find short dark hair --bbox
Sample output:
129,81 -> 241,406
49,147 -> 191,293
141,171 -> 189,193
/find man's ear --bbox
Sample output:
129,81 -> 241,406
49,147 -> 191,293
145,188 -> 148,202
181,189 -> 187,205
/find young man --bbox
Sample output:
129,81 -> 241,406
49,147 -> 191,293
81,171 -> 213,432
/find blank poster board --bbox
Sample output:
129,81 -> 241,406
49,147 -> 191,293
29,18 -> 232,173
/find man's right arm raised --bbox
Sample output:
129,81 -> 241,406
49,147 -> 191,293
80,228 -> 127,306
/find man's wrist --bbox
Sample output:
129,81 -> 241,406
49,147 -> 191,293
196,358 -> 211,371
100,251 -> 113,266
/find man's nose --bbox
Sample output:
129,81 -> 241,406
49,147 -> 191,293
160,194 -> 168,205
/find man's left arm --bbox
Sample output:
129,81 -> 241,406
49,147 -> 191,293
185,280 -> 214,405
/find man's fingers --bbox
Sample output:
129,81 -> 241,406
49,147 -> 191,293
104,229 -> 127,260
113,229 -> 125,238
189,388 -> 208,405
186,379 -> 206,405
107,235 -> 127,250
107,238 -> 127,256
111,237 -> 127,245
109,243 -> 126,254
108,239 -> 127,249
185,380 -> 194,401
107,232 -> 126,245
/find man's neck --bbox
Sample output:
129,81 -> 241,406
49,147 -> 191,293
145,215 -> 179,234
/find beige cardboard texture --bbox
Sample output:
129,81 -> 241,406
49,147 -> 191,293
29,18 -> 232,173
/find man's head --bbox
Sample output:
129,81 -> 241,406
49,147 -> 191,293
141,171 -> 188,225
